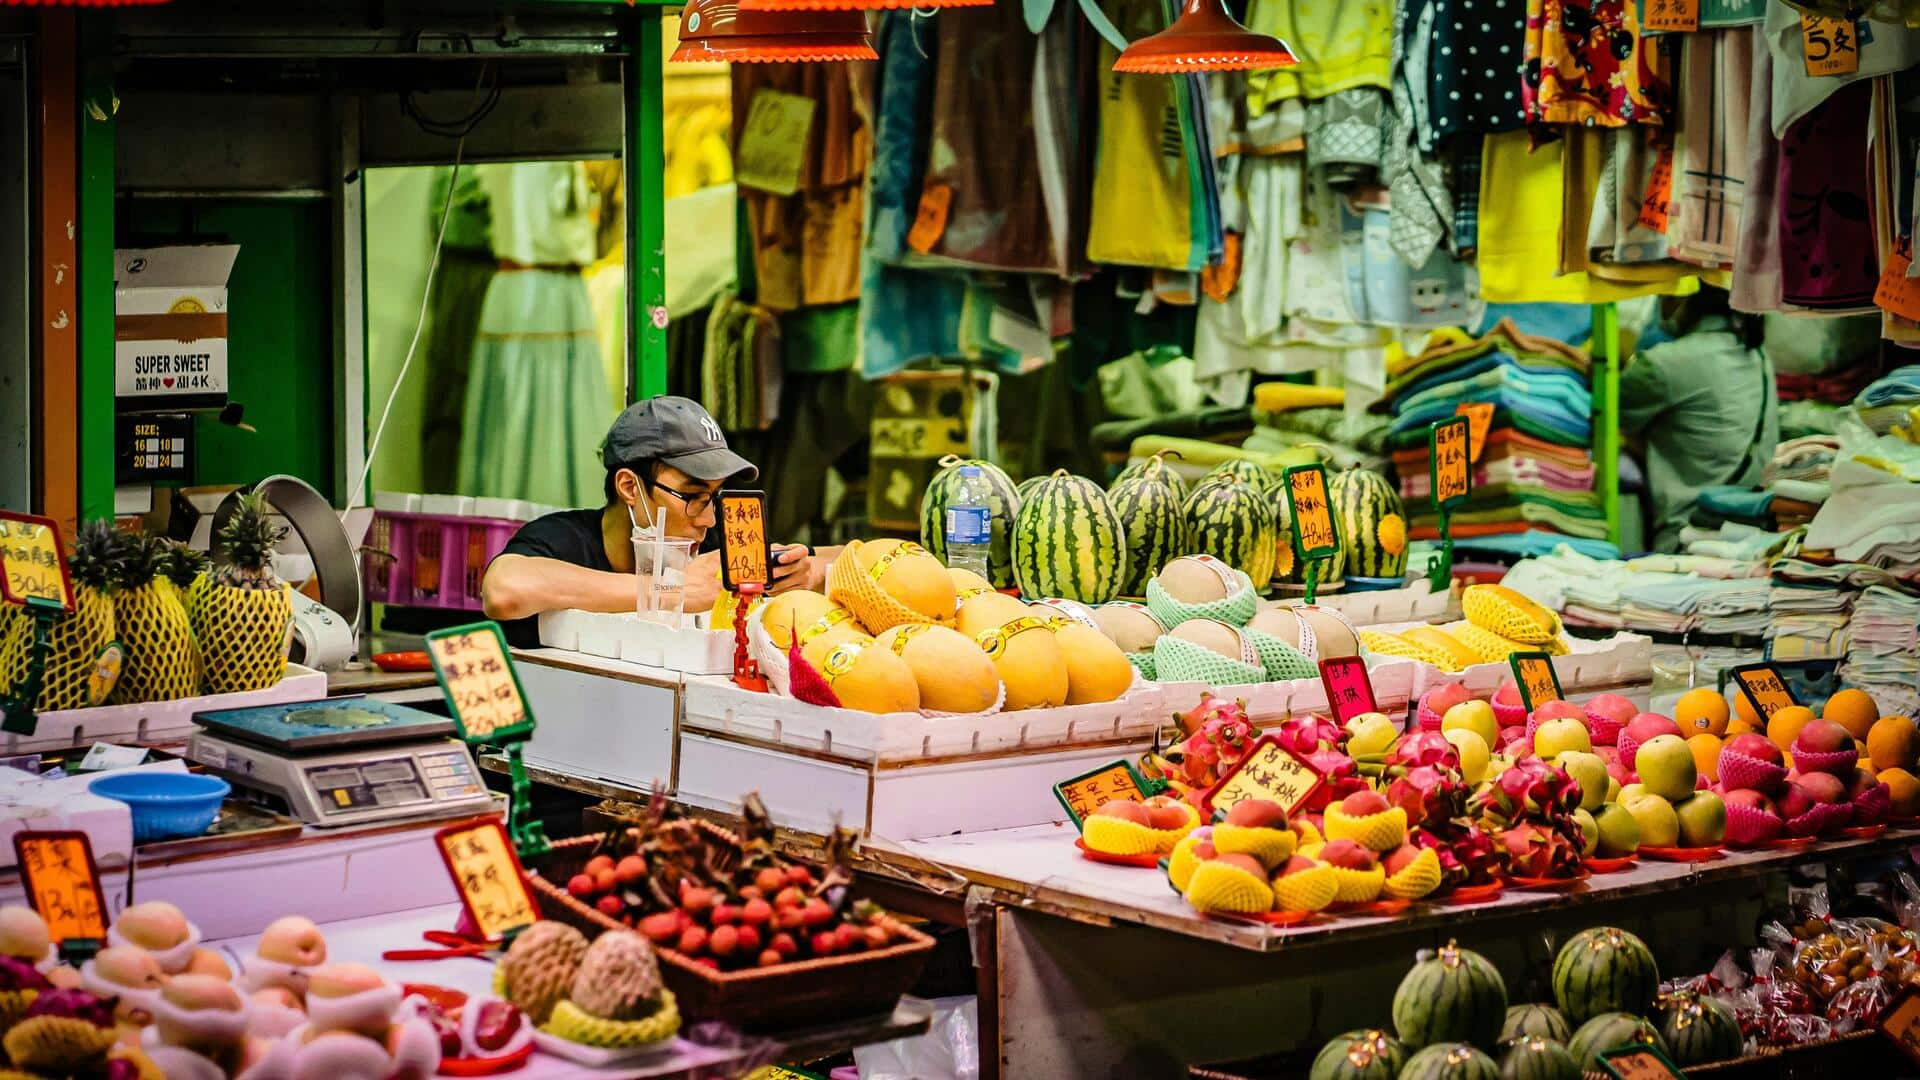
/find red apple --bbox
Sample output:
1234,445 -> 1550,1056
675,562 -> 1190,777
1796,772 -> 1846,805
1509,737 -> 1535,758
1776,783 -> 1814,820
1494,681 -> 1523,707
1382,844 -> 1424,876
1224,799 -> 1288,829
1532,700 -> 1587,725
1594,745 -> 1621,765
1725,789 -> 1781,818
1142,796 -> 1192,831
1606,758 -> 1635,786
1275,855 -> 1320,878
1847,767 -> 1880,800
1425,683 -> 1474,716
1092,800 -> 1152,826
1587,694 -> 1640,728
1211,853 -> 1269,878
1341,790 -> 1392,817
594,894 -> 624,918
1725,733 -> 1785,766
566,874 -> 596,899
1625,713 -> 1683,746
1319,839 -> 1378,871
1794,718 -> 1854,755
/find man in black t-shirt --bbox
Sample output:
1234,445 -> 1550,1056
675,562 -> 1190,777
482,397 -> 834,647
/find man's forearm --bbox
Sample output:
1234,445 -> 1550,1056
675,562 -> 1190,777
482,555 -> 637,621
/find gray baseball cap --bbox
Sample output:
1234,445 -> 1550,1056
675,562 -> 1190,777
601,396 -> 758,483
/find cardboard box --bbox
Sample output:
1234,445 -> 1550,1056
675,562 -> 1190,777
114,245 -> 239,412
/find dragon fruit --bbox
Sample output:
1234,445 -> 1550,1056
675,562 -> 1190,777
1387,764 -> 1462,828
1301,749 -> 1367,811
1390,731 -> 1460,771
1167,698 -> 1256,788
0,955 -> 51,993
1273,714 -> 1341,757
1414,822 -> 1500,888
1478,759 -> 1581,825
1497,822 -> 1583,878
23,988 -> 115,1028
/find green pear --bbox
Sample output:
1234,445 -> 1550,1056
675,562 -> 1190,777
1675,791 -> 1727,847
1558,751 -> 1610,811
1571,808 -> 1599,856
1593,803 -> 1642,856
1622,793 -> 1679,848
1345,712 -> 1400,757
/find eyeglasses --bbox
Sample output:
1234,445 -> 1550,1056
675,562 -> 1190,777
648,479 -> 717,517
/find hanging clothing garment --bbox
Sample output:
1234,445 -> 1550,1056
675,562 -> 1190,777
733,63 -> 868,312
1523,0 -> 1671,126
1667,29 -> 1753,269
1572,126 -> 1697,279
1777,80 -> 1878,311
1412,0 -> 1530,149
1088,0 -> 1198,270
1730,26 -> 1785,313
456,162 -> 613,509
1765,2 -> 1920,138
419,166 -> 494,494
1387,0 -> 1456,265
1245,0 -> 1395,108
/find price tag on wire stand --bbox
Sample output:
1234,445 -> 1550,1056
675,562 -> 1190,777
0,513 -> 73,612
426,622 -> 535,744
1599,1043 -> 1686,1080
1319,655 -> 1378,726
1878,985 -> 1920,1067
1430,417 -> 1472,510
12,831 -> 107,953
434,817 -> 541,941
1200,736 -> 1324,817
1052,759 -> 1148,828
1455,402 -> 1494,463
1284,465 -> 1341,560
1510,652 -> 1563,712
1731,663 -> 1798,722
718,490 -> 771,592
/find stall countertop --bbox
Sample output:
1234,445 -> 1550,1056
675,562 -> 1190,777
511,647 -> 688,686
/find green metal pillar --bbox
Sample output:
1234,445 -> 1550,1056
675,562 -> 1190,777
76,14 -> 115,522
623,13 -> 667,403
1593,302 -> 1622,548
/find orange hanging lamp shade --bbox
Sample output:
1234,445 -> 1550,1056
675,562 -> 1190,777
672,0 -> 878,63
2,0 -> 169,5
1111,0 -> 1295,73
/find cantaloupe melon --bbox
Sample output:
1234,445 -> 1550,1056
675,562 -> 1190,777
1052,621 -> 1135,704
802,627 -> 873,672
974,615 -> 1068,710
874,624 -> 1002,714
1092,602 -> 1166,654
1248,605 -> 1360,660
762,591 -> 835,650
948,567 -> 994,595
1157,555 -> 1238,603
816,640 -> 921,714
956,590 -> 1033,637
1172,618 -> 1256,667
858,538 -> 958,624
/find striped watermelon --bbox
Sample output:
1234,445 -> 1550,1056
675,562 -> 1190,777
1330,467 -> 1409,579
1016,474 -> 1048,502
1011,472 -> 1129,604
919,456 -> 1022,589
1205,458 -> 1280,496
1392,941 -> 1508,1049
1551,927 -> 1658,1025
1108,455 -> 1190,596
1566,1013 -> 1665,1072
1654,993 -> 1741,1065
1499,1004 -> 1572,1045
1309,1029 -> 1408,1080
1496,1036 -> 1579,1080
1113,451 -> 1189,503
1399,1043 -> 1499,1080
1184,477 -> 1278,590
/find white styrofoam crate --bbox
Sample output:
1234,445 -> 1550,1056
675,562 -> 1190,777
1383,627 -> 1655,698
1266,578 -> 1454,628
14,664 -> 328,754
679,676 -> 1167,764
537,609 -> 734,675
514,650 -> 681,794
1156,656 -> 1422,723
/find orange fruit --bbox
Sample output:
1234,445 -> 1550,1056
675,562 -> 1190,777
1767,705 -> 1817,753
1688,733 -> 1722,783
1734,689 -> 1760,729
1726,717 -> 1758,737
1867,716 -> 1920,774
1822,688 -> 1880,741
1675,688 -> 1730,737
1881,768 -> 1920,818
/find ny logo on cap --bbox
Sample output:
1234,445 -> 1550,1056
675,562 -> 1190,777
699,415 -> 722,444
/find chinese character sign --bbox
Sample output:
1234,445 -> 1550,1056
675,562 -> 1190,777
1319,656 -> 1378,725
1510,653 -> 1563,712
1430,418 -> 1471,509
1879,988 -> 1920,1067
434,819 -> 539,940
1203,738 -> 1323,817
1455,402 -> 1494,463
1599,1046 -> 1683,1080
1733,664 -> 1797,722
1801,13 -> 1860,77
718,490 -> 770,591
1641,0 -> 1698,33
1285,465 -> 1340,560
12,832 -> 106,943
426,622 -> 534,744
0,514 -> 73,612
1053,761 -> 1147,828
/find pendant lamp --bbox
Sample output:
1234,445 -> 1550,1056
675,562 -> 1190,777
1111,0 -> 1295,73
739,0 -> 987,14
672,0 -> 877,63
2,0 -> 169,5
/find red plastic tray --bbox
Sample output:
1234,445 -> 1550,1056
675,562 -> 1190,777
1639,844 -> 1724,862
1441,882 -> 1505,905
1074,838 -> 1164,868
1582,855 -> 1636,874
1840,823 -> 1889,840
1509,869 -> 1590,892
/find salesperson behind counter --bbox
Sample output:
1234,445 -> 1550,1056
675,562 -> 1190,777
481,396 -> 839,647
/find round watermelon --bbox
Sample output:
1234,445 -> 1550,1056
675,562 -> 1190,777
1498,1004 -> 1572,1045
1016,474 -> 1048,502
1011,472 -> 1128,604
1497,1036 -> 1579,1080
1567,1013 -> 1666,1071
1113,451 -> 1189,503
1400,1043 -> 1499,1080
1108,457 -> 1190,597
1655,993 -> 1742,1066
1552,927 -> 1659,1025
1205,458 -> 1279,494
919,456 -> 1022,589
1309,1028 -> 1408,1080
1330,467 -> 1408,579
1393,941 -> 1508,1049
1184,477 -> 1278,590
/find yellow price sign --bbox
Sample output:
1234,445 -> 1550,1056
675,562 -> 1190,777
1431,417 -> 1471,509
1201,737 -> 1324,817
1599,1045 -> 1685,1080
12,832 -> 107,944
1732,663 -> 1797,722
1801,13 -> 1860,77
426,622 -> 534,744
434,818 -> 540,941
719,490 -> 770,592
1510,653 -> 1563,712
1285,465 -> 1340,560
0,514 -> 73,612
1455,401 -> 1494,463
1052,760 -> 1146,828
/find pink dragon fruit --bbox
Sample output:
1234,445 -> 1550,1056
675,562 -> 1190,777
1386,764 -> 1462,828
24,988 -> 116,1028
1302,748 -> 1367,810
1390,731 -> 1461,771
1169,698 -> 1257,788
1274,714 -> 1341,757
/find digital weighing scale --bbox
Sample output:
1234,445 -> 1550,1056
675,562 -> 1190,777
186,697 -> 494,827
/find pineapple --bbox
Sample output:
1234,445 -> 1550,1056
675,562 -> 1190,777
109,534 -> 200,704
190,493 -> 292,694
0,522 -> 124,712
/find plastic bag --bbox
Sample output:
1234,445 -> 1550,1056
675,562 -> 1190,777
852,996 -> 979,1080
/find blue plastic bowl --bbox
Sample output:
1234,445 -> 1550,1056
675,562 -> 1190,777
88,772 -> 230,842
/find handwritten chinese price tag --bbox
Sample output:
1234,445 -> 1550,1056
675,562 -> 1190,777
1284,464 -> 1340,560
1801,13 -> 1860,77
1455,401 -> 1494,463
1732,663 -> 1797,722
426,622 -> 534,744
735,88 -> 815,197
1637,148 -> 1673,233
1510,652 -> 1563,712
1642,0 -> 1698,33
1599,1044 -> 1685,1080
0,514 -> 73,612
1201,736 -> 1324,817
12,832 -> 107,944
718,490 -> 770,592
434,818 -> 540,940
1874,240 -> 1920,321
1878,985 -> 1920,1067
1430,417 -> 1471,510
1319,655 -> 1378,726
1052,760 -> 1148,828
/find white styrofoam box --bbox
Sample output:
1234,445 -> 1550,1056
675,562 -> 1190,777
675,732 -> 1152,840
419,494 -> 475,516
372,491 -> 421,513
12,665 -> 328,755
1273,579 -> 1454,628
1157,656 -> 1423,723
515,650 -> 681,794
1387,627 -> 1655,699
679,676 -> 1166,764
472,497 -> 539,522
538,609 -> 734,675
0,762 -> 182,869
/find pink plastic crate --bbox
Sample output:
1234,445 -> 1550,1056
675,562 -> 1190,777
361,511 -> 521,611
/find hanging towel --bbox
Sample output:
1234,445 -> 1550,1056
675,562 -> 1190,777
1777,80 -> 1878,311
1667,29 -> 1753,269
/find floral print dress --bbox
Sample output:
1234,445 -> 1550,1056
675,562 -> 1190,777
1523,0 -> 1671,126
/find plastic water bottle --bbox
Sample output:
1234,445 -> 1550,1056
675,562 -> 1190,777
945,466 -> 994,579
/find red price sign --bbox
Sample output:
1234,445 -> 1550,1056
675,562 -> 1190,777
1319,655 -> 1378,725
1638,148 -> 1673,233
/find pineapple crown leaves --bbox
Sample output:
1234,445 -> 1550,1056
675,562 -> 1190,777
215,492 -> 288,575
113,531 -> 168,590
156,541 -> 211,588
67,521 -> 134,593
